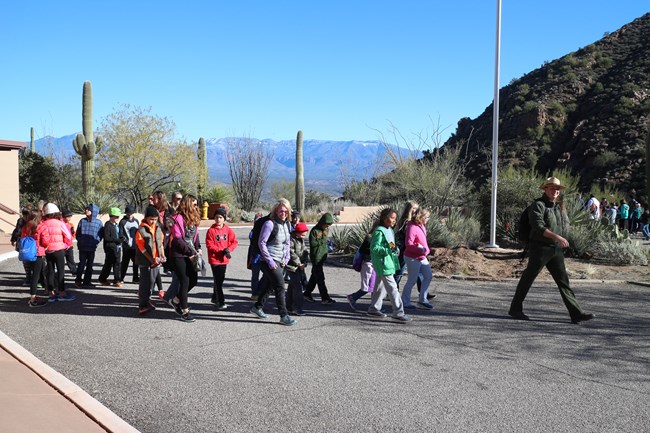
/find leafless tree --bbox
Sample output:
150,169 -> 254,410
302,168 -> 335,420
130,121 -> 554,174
225,135 -> 274,211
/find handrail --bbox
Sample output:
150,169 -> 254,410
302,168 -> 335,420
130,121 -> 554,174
0,202 -> 19,215
0,215 -> 15,227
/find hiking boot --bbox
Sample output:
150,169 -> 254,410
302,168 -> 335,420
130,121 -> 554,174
303,294 -> 315,303
508,310 -> 530,321
571,313 -> 595,324
417,302 -> 434,310
98,280 -> 111,286
321,298 -> 336,305
279,315 -> 297,326
392,315 -> 413,323
28,298 -> 48,308
250,306 -> 268,319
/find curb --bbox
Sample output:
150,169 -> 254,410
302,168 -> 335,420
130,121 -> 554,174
0,330 -> 140,433
0,250 -> 18,263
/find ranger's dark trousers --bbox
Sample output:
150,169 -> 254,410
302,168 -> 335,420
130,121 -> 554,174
510,243 -> 583,320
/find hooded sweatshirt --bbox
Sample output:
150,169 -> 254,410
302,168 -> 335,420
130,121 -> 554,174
76,204 -> 103,251
309,212 -> 334,264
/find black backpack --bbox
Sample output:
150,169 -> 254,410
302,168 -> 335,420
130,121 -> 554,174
246,215 -> 289,268
518,199 -> 544,242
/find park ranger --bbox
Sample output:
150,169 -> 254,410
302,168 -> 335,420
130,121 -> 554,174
508,176 -> 594,324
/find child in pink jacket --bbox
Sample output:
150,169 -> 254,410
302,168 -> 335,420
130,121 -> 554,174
401,208 -> 433,310
38,203 -> 75,302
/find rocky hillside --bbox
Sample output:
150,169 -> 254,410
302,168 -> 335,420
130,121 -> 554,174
440,13 -> 650,195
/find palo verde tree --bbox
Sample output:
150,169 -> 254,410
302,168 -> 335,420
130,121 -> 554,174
95,104 -> 199,210
225,135 -> 273,211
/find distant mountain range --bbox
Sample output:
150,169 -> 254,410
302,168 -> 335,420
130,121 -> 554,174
31,134 -> 403,194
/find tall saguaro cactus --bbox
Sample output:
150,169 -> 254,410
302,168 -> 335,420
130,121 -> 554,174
295,130 -> 305,212
197,137 -> 208,202
30,127 -> 35,153
72,80 -> 103,197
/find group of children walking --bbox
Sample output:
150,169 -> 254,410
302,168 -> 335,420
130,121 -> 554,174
12,195 -> 436,326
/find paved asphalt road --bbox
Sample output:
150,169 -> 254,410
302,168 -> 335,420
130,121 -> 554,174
0,226 -> 648,433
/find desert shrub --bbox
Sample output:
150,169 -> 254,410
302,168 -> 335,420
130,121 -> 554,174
426,217 -> 454,248
480,166 -> 543,244
68,190 -> 119,215
427,209 -> 481,248
589,239 -> 648,265
329,224 -> 357,254
329,207 -> 385,253
444,209 -> 482,248
304,189 -> 333,209
204,184 -> 234,205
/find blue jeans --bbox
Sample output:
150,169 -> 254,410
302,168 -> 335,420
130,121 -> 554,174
643,224 -> 650,239
76,250 -> 96,284
401,256 -> 433,305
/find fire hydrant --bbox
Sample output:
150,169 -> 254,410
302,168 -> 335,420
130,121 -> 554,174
201,201 -> 209,220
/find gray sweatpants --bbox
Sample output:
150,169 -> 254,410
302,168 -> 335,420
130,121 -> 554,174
368,274 -> 405,318
138,265 -> 160,309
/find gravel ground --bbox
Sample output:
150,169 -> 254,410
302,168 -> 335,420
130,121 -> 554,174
0,226 -> 648,433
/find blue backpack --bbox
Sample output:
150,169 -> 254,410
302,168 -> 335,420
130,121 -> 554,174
18,236 -> 37,262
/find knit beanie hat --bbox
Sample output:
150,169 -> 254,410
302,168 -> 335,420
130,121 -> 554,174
125,205 -> 136,215
214,207 -> 227,219
145,205 -> 159,218
61,209 -> 73,218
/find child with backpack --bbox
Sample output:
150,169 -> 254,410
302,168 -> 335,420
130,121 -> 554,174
205,207 -> 238,310
286,222 -> 310,315
20,209 -> 46,307
99,207 -> 126,287
346,232 -> 376,311
303,212 -> 335,304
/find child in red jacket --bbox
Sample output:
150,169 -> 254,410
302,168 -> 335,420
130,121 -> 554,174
205,207 -> 238,309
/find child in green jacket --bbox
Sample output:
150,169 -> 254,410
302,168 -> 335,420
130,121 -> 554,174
367,208 -> 412,322
303,212 -> 335,304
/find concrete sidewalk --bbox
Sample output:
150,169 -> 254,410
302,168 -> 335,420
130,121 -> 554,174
0,330 -> 139,433
0,245 -> 139,433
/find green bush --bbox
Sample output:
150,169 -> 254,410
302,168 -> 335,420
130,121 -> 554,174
68,190 -> 118,215
204,184 -> 233,205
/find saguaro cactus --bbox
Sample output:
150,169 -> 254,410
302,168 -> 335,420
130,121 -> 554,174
72,80 -> 103,197
197,137 -> 208,202
295,130 -> 305,212
30,127 -> 35,153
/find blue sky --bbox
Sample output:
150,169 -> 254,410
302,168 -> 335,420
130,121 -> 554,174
2,1 -> 648,144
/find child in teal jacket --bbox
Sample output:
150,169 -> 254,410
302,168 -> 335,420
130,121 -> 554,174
367,208 -> 411,322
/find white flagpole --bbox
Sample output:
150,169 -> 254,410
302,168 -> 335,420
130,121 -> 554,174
488,0 -> 502,248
